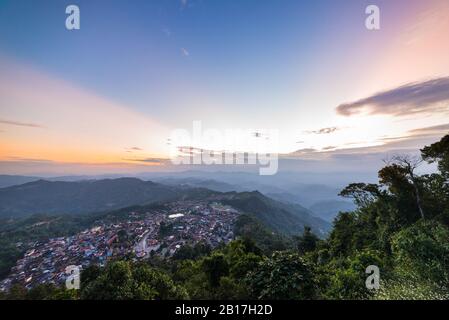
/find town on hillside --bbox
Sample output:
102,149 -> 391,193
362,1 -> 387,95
0,200 -> 240,291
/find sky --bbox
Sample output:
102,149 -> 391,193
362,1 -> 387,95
0,0 -> 448,176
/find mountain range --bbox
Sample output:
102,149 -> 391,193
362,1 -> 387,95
0,178 -> 181,217
0,177 -> 331,237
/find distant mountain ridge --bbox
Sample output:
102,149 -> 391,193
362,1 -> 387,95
221,191 -> 330,237
153,177 -> 245,193
0,177 -> 330,237
0,175 -> 41,188
0,178 -> 181,217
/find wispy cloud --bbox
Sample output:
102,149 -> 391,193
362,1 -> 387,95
336,77 -> 449,117
284,123 -> 449,160
125,147 -> 143,152
409,123 -> 449,134
123,157 -> 170,165
304,126 -> 340,134
373,123 -> 449,144
0,119 -> 44,128
177,146 -> 217,156
5,156 -> 54,163
181,48 -> 190,57
287,148 -> 318,156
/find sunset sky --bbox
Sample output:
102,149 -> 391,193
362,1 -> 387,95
0,0 -> 448,175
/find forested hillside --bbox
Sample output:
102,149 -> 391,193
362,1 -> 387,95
0,178 -> 182,218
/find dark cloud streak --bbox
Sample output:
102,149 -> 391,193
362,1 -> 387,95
304,126 -> 340,134
409,123 -> 449,134
337,77 -> 449,117
123,157 -> 170,165
0,119 -> 44,128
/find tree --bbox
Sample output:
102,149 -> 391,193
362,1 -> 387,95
381,155 -> 426,219
339,183 -> 382,208
173,241 -> 211,260
295,226 -> 319,255
245,251 -> 317,299
328,212 -> 357,256
375,274 -> 449,300
201,253 -> 229,288
172,259 -> 210,299
391,220 -> 449,285
80,261 -> 188,300
215,276 -> 249,300
80,264 -> 101,290
421,134 -> 449,178
324,249 -> 384,300
26,283 -> 60,300
3,284 -> 27,300
221,240 -> 263,281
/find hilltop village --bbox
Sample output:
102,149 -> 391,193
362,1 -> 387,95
0,200 -> 239,291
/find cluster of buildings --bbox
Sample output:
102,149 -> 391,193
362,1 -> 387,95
0,200 -> 240,291
139,201 -> 239,258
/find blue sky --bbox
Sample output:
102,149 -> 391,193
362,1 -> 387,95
0,0 -> 387,121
